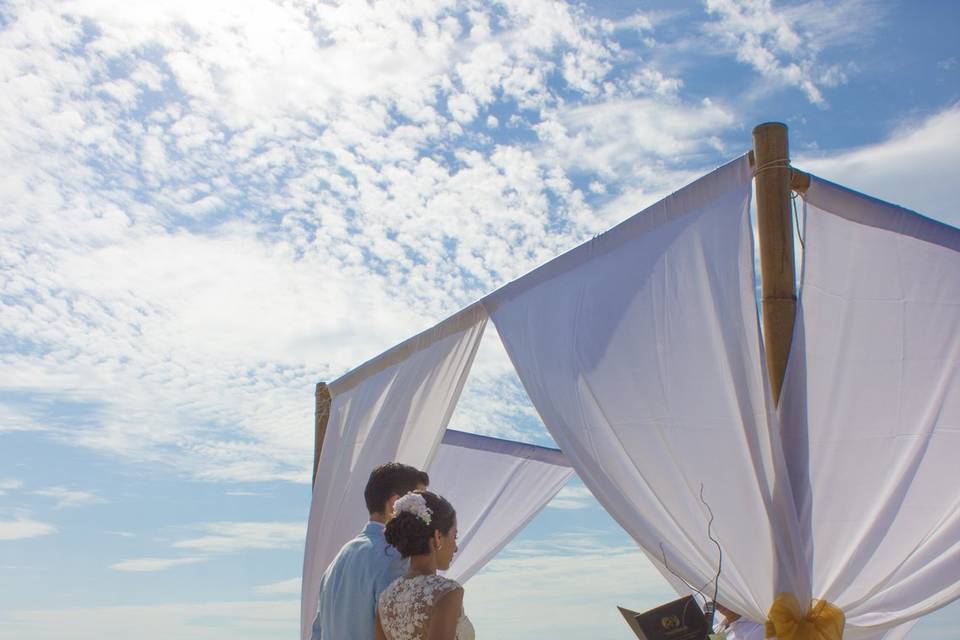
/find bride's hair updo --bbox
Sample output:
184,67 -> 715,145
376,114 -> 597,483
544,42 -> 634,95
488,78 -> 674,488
385,490 -> 456,558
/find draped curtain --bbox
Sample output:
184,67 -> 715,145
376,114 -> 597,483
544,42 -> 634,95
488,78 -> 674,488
484,158 -> 960,636
300,305 -> 487,640
300,312 -> 574,640
778,177 -> 960,638
431,430 -> 574,583
485,155 -> 805,622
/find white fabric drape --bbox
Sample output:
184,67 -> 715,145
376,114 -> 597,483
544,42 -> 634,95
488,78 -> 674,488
486,155 -> 805,622
300,304 -> 487,640
778,177 -> 960,638
431,430 -> 574,583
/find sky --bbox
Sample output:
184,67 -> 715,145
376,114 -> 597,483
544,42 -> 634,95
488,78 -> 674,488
0,0 -> 958,638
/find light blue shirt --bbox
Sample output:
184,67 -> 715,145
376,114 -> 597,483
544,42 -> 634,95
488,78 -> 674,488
310,521 -> 408,640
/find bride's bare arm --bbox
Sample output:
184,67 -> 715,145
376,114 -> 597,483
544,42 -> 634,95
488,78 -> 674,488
428,587 -> 464,640
375,611 -> 387,640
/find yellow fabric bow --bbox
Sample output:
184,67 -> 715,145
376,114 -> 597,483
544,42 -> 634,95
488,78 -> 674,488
765,593 -> 845,640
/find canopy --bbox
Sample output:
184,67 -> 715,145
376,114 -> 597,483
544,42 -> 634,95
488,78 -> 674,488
431,429 -> 573,583
302,153 -> 960,639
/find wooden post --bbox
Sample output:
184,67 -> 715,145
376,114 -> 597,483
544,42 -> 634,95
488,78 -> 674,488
313,382 -> 332,487
752,122 -> 797,406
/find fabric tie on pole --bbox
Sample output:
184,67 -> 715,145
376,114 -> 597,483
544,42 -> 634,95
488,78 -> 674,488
765,593 -> 845,640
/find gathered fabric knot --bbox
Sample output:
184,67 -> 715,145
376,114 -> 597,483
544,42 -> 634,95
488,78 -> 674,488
765,593 -> 845,640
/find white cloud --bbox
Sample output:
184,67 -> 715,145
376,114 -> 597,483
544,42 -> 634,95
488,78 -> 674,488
547,485 -> 595,510
0,512 -> 56,540
798,104 -> 960,227
616,11 -> 656,33
466,532 -> 674,637
5,0 -> 680,482
536,97 -> 734,181
109,556 -> 207,572
255,577 -> 301,595
703,0 -> 882,106
0,478 -> 23,494
448,327 -> 549,442
173,521 -> 305,554
31,487 -> 107,509
109,521 -> 304,572
448,93 -> 479,124
0,403 -> 49,433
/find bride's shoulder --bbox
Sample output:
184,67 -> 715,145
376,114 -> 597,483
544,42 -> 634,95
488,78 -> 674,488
422,574 -> 462,598
441,575 -> 463,589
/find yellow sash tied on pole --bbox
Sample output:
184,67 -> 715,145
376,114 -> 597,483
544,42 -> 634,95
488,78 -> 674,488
765,593 -> 845,640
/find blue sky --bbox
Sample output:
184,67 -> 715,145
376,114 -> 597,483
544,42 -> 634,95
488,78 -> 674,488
1,1 -> 958,638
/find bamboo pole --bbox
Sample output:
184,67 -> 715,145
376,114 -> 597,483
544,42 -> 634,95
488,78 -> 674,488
312,382 -> 331,487
752,122 -> 797,406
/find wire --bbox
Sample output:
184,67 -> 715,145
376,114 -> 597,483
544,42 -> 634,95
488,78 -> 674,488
791,190 -> 805,249
656,484 -> 724,629
658,542 -> 711,602
700,484 -> 722,627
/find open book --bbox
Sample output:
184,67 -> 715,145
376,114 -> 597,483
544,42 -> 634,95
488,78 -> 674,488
618,596 -> 710,640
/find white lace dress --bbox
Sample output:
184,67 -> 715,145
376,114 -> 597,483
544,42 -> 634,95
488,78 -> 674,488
378,574 -> 475,640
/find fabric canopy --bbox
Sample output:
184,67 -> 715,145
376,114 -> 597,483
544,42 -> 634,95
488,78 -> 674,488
485,154 -> 804,622
432,430 -> 574,583
300,304 -> 487,640
483,158 -> 960,635
303,151 -> 960,639
778,177 -> 960,638
299,307 -> 572,640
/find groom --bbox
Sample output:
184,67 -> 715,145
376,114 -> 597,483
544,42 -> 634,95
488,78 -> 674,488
310,462 -> 429,640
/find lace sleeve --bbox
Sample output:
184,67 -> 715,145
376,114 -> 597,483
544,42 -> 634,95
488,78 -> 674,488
430,576 -> 463,602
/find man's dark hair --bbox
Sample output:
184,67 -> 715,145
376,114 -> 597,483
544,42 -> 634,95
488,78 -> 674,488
364,462 -> 429,515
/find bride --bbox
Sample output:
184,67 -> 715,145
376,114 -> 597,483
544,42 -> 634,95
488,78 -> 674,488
376,490 -> 475,640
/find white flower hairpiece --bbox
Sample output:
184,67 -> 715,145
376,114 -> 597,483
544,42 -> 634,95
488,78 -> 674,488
394,492 -> 432,526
